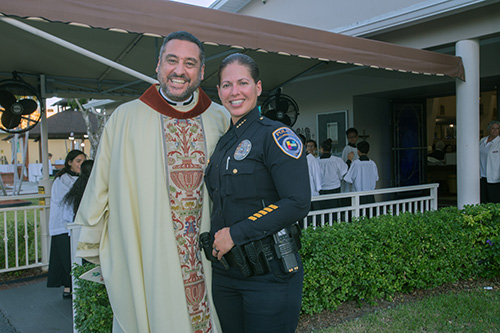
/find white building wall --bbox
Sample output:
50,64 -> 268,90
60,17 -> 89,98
233,0 -> 500,201
371,3 -> 500,49
238,0 -> 424,31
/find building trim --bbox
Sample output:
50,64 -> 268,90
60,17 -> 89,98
331,0 -> 499,37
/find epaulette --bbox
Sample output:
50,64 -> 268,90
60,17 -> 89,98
258,116 -> 276,127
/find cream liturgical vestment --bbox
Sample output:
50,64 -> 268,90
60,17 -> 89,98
75,85 -> 230,332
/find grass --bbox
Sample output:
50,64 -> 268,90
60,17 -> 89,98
322,285 -> 500,332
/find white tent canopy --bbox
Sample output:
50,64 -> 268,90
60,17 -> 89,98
0,0 -> 464,102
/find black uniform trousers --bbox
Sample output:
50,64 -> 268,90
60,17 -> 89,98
212,256 -> 303,333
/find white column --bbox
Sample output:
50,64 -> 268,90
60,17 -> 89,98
456,39 -> 480,208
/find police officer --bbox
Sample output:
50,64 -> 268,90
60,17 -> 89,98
205,53 -> 311,332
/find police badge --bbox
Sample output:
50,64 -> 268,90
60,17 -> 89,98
234,139 -> 252,160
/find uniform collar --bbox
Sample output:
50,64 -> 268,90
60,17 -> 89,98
359,155 -> 370,161
231,106 -> 260,137
139,84 -> 212,119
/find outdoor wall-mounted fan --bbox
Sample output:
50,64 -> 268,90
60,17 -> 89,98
0,79 -> 43,133
261,88 -> 299,127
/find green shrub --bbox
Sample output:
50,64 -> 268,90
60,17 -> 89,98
70,204 -> 500,324
300,203 -> 500,314
71,263 -> 113,332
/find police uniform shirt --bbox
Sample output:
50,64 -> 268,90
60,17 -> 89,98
205,107 -> 311,246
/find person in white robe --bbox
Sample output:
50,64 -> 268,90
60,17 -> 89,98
47,150 -> 86,299
75,31 -> 230,333
341,127 -> 359,193
307,153 -> 322,197
344,141 -> 379,204
317,140 -> 348,212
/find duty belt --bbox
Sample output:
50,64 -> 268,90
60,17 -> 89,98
200,224 -> 302,277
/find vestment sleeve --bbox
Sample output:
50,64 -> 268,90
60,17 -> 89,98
230,130 -> 311,245
74,114 -> 113,264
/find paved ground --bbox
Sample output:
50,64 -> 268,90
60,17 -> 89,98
0,276 -> 73,332
1,181 -> 73,332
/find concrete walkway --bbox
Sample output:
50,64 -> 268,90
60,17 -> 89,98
0,276 -> 73,332
0,181 -> 73,332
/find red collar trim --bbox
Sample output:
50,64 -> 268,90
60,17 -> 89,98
139,84 -> 212,119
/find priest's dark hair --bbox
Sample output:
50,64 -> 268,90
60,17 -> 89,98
159,31 -> 205,66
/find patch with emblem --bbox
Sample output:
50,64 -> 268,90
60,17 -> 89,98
272,127 -> 303,159
234,139 -> 252,160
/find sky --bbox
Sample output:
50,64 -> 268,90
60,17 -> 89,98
171,0 -> 215,7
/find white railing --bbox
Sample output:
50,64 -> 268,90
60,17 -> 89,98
303,183 -> 439,229
0,193 -> 51,273
1,184 -> 439,274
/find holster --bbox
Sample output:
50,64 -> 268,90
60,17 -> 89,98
225,223 -> 301,277
199,232 -> 229,270
201,224 -> 302,277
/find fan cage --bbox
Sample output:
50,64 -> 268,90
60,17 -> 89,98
261,94 -> 299,127
0,79 -> 44,133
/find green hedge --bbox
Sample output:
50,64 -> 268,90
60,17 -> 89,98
71,204 -> 500,328
300,203 -> 500,314
71,263 -> 113,332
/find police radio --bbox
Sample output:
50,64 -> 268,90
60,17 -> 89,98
273,226 -> 300,273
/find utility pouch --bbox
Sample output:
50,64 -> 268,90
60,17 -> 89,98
244,241 -> 270,275
230,246 -> 253,277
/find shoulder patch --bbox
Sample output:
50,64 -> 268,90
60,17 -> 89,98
272,127 -> 303,159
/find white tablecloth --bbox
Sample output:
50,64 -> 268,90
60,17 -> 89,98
0,165 -> 15,173
28,163 -> 43,182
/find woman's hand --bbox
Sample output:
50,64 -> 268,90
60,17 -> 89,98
212,227 -> 234,260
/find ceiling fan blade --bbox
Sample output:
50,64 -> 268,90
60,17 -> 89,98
282,114 -> 292,126
0,90 -> 16,109
265,109 -> 278,120
1,111 -> 22,129
277,100 -> 290,112
20,98 -> 38,115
